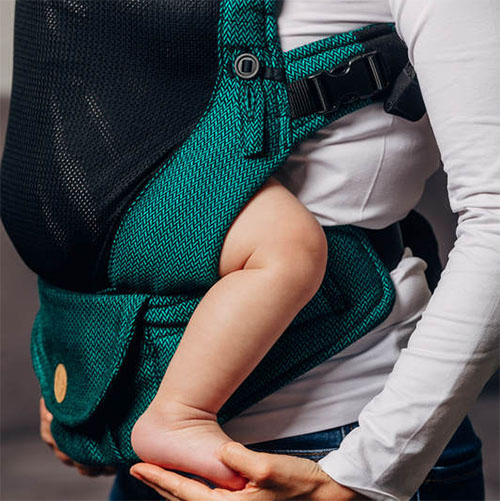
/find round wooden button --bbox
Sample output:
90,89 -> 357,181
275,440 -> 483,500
53,363 -> 67,403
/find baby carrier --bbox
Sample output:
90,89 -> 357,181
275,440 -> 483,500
1,0 -> 427,466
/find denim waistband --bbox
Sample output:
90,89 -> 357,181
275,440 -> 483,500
246,416 -> 481,466
247,420 -> 360,453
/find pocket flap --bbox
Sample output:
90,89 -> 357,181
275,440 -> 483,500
31,279 -> 151,426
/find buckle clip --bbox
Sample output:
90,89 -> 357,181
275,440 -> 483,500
308,51 -> 389,114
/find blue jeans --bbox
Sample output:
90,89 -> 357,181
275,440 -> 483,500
109,416 -> 484,500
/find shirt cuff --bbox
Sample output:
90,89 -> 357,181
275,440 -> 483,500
318,449 -> 403,501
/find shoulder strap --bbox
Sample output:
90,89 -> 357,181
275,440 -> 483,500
254,22 -> 426,146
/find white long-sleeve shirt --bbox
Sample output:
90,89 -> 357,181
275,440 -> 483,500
222,1 -> 500,499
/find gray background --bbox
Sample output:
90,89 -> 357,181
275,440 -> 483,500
0,1 -> 498,499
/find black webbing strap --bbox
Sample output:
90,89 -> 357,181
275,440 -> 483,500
383,62 -> 426,122
363,222 -> 404,273
287,30 -> 426,122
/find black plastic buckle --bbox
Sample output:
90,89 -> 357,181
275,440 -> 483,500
307,51 -> 389,114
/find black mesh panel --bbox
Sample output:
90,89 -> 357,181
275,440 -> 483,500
1,0 -> 220,291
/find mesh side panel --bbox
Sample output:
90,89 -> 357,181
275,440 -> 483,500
0,0 -> 220,291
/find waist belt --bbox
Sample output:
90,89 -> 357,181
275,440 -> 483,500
1,0 -> 424,467
363,223 -> 405,273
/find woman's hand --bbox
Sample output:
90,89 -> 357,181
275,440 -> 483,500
130,441 -> 369,500
39,398 -> 116,477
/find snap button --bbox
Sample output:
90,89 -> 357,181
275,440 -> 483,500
54,363 -> 67,403
234,53 -> 260,80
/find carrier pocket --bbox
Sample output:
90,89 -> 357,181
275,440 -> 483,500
31,279 -> 151,426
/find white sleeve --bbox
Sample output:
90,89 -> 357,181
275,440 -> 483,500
318,1 -> 500,499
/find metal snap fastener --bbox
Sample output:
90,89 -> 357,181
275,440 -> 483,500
234,53 -> 260,79
54,363 -> 67,403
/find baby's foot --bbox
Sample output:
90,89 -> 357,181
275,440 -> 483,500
131,401 -> 247,490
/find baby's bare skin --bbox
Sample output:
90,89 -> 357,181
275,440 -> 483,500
131,176 -> 328,489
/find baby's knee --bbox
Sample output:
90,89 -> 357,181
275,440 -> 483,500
272,219 -> 328,299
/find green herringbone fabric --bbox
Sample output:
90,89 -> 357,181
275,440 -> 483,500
31,0 -> 397,466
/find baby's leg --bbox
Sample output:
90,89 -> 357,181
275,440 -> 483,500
131,177 -> 328,489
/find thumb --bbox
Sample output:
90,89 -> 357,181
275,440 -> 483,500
217,442 -> 269,480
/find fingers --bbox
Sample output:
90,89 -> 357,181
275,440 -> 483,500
39,398 -> 54,445
218,442 -> 334,500
54,448 -> 75,467
217,442 -> 282,487
40,416 -> 55,447
40,398 -> 73,464
216,443 -> 260,479
39,398 -> 116,476
40,398 -> 51,420
75,465 -> 117,477
130,464 -> 218,501
41,398 -> 52,420
101,466 -> 118,476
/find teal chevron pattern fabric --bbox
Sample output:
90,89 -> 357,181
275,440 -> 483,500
31,0 -> 397,466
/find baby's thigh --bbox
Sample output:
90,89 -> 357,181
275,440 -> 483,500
218,176 -> 319,276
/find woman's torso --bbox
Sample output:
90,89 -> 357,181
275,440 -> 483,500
222,0 -> 442,444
